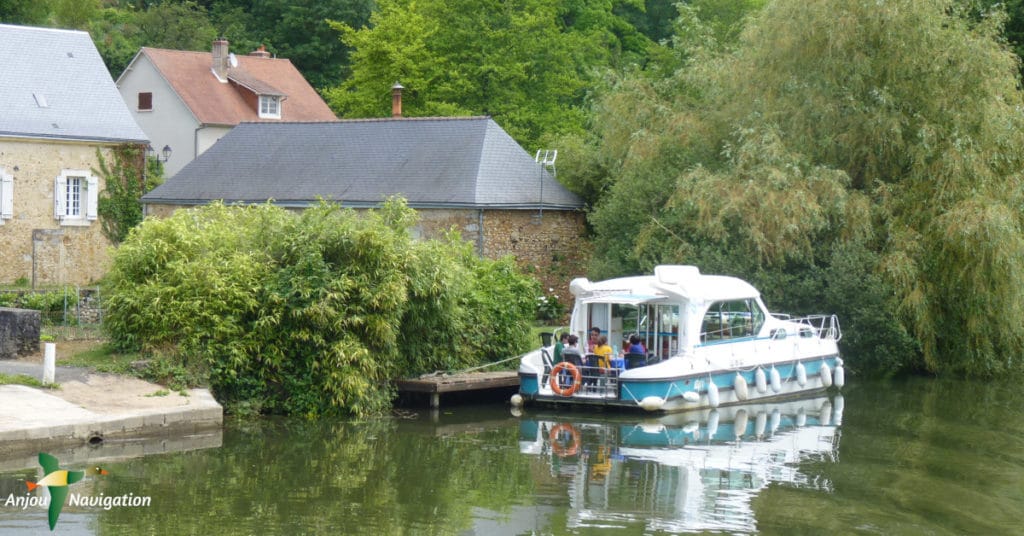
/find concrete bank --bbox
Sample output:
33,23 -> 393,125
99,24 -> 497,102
0,366 -> 223,458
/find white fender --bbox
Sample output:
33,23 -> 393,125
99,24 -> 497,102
683,391 -> 700,403
834,362 -> 845,388
706,410 -> 720,439
820,400 -> 833,426
769,408 -> 781,435
796,407 -> 807,427
639,396 -> 666,411
707,379 -> 720,408
754,411 -> 767,438
734,373 -> 749,401
820,362 -> 833,388
769,366 -> 782,393
734,409 -> 749,440
755,367 -> 768,394
796,362 -> 807,387
510,394 -> 523,407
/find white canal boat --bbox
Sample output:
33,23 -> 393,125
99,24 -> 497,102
515,265 -> 843,412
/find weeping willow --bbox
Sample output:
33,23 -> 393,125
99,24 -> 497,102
584,0 -> 1024,377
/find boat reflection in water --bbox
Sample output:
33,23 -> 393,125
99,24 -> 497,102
518,395 -> 844,533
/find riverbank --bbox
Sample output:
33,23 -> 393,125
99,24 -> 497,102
0,339 -> 222,457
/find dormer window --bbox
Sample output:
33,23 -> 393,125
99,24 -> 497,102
259,95 -> 280,119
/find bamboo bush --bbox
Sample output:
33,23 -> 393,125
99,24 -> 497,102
104,199 -> 537,417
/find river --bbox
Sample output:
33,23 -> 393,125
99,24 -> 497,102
0,377 -> 1021,535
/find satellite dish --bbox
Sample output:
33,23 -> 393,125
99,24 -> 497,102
228,52 -> 238,68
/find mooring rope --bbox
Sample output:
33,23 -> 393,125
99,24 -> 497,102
419,351 -> 531,379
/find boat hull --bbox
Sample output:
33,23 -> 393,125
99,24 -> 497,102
519,353 -> 842,413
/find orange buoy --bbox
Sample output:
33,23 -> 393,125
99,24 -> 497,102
549,362 -> 582,396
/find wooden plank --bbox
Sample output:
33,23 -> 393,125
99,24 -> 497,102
395,371 -> 519,394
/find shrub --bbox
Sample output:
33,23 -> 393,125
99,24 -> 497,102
104,200 -> 538,417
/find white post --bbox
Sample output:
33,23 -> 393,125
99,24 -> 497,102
43,343 -> 56,384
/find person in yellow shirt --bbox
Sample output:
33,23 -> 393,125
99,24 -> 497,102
593,336 -> 613,370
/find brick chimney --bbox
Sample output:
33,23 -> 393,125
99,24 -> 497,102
250,45 -> 271,58
391,82 -> 404,118
212,38 -> 229,80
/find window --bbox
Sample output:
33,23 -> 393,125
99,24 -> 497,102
54,170 -> 98,225
0,168 -> 12,223
138,92 -> 153,111
258,95 -> 280,118
700,299 -> 765,343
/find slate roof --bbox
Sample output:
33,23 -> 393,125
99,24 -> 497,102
0,24 -> 148,143
142,117 -> 583,210
126,47 -> 336,125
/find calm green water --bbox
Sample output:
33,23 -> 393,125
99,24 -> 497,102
0,377 -> 1022,535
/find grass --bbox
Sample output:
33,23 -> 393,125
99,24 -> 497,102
60,342 -> 141,375
0,372 -> 58,389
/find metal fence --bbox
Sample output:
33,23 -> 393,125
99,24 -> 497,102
0,286 -> 103,327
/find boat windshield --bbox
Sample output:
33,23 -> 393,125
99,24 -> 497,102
700,299 -> 765,343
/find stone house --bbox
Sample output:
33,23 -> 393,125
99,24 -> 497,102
115,39 -> 338,177
0,24 -> 148,286
141,115 -> 587,298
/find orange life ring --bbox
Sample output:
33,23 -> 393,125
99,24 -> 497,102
549,362 -> 581,396
549,423 -> 580,457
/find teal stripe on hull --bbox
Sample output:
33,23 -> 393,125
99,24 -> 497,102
620,356 -> 840,403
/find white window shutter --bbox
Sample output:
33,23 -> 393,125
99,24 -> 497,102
0,173 -> 12,220
54,174 -> 66,219
86,175 -> 99,220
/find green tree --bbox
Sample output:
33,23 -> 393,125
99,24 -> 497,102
0,0 -> 53,25
580,0 -> 1024,377
325,0 -> 652,148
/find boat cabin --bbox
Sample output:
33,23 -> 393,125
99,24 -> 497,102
567,265 -> 770,364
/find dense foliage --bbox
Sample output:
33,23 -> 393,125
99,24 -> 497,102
566,0 -> 1024,378
103,200 -> 537,417
325,0 -> 654,148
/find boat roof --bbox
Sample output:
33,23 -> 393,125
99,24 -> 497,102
570,265 -> 760,304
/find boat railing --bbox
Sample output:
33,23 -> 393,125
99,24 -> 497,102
544,358 -> 620,398
789,314 -> 842,341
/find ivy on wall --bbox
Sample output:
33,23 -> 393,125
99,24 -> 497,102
94,145 -> 164,244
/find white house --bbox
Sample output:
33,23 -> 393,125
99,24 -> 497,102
116,39 -> 338,177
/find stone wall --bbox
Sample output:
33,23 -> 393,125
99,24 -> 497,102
0,139 -> 118,285
416,208 -> 588,309
0,307 -> 40,359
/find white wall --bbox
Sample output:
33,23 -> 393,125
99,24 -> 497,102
117,55 -> 198,178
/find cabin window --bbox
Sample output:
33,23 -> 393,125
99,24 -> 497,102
700,299 -> 765,342
653,304 -> 680,358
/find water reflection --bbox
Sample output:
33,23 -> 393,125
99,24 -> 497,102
519,395 -> 844,533
1,377 -> 1021,534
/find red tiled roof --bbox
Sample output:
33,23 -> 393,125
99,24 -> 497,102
141,47 -> 337,125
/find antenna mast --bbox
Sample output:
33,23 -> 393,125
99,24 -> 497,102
534,149 -> 557,221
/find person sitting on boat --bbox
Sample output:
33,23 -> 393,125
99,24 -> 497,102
587,326 -> 601,352
553,332 -> 568,364
593,336 -> 613,370
561,335 -> 583,366
627,334 -> 645,355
